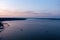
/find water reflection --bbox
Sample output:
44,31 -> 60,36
20,28 -> 23,31
0,22 -> 4,40
0,37 -> 2,40
0,22 -> 4,32
0,19 -> 60,40
0,21 -> 10,40
0,22 -> 9,32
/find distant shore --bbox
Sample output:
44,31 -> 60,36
28,18 -> 60,20
0,18 -> 60,21
0,18 -> 27,21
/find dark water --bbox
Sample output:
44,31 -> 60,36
0,19 -> 60,40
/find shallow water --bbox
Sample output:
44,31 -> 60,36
0,19 -> 60,40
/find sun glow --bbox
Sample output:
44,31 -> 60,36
0,1 -> 26,17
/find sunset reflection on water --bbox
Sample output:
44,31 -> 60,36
0,19 -> 60,40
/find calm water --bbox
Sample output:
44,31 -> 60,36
0,19 -> 60,40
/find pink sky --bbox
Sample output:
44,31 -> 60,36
0,9 -> 60,18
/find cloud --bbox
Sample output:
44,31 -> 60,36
0,9 -> 60,18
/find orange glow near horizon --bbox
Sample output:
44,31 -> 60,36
0,9 -> 52,17
0,9 -> 30,17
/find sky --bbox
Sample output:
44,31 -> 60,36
0,0 -> 60,18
